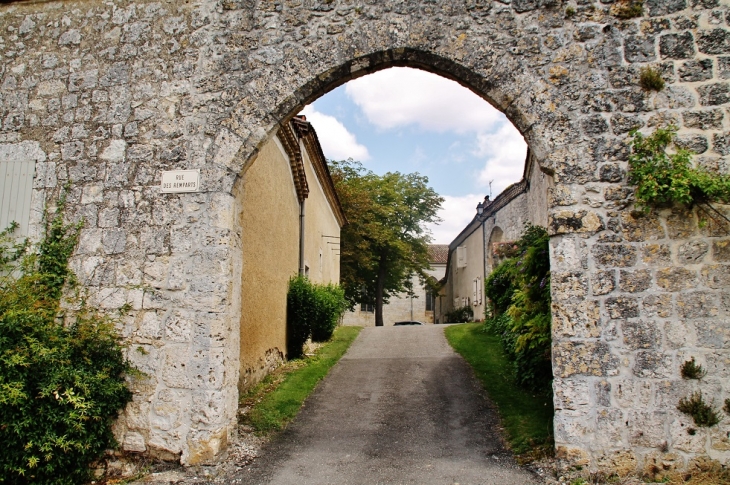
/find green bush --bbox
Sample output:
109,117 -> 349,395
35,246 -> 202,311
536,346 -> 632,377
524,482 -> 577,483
0,207 -> 133,485
444,305 -> 473,323
483,224 -> 552,393
286,275 -> 348,358
311,283 -> 348,343
628,126 -> 730,210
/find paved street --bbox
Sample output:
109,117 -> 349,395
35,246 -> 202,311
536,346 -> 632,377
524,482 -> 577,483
236,325 -> 539,485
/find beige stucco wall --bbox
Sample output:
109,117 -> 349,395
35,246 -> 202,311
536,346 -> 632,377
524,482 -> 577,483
301,147 -> 340,285
235,136 -> 299,391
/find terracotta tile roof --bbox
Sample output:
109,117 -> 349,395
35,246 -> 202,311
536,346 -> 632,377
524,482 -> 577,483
428,244 -> 449,264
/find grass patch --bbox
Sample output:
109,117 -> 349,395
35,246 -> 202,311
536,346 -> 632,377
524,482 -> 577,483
239,326 -> 362,435
445,323 -> 554,458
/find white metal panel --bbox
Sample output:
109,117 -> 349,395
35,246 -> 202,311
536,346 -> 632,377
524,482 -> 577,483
0,159 -> 35,237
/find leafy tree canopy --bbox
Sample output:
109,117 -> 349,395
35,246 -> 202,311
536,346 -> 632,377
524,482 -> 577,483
328,160 -> 443,326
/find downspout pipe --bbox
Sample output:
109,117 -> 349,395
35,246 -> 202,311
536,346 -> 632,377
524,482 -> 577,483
299,200 -> 306,275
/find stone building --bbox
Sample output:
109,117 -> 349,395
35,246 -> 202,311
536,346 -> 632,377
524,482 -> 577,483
342,244 -> 448,326
0,0 -> 728,473
237,115 -> 345,390
440,151 -> 551,322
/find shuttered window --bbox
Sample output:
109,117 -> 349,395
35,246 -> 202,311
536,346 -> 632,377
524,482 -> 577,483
0,159 -> 35,237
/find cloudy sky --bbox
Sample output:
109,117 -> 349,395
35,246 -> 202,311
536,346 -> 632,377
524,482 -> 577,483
301,67 -> 528,244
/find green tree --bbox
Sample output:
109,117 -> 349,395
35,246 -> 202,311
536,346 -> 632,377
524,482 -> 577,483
329,160 -> 443,327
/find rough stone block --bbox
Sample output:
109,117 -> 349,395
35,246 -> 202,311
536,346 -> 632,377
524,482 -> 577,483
698,82 -> 730,106
596,408 -> 625,447
642,244 -> 672,264
606,296 -> 640,319
682,109 -> 724,130
665,319 -> 699,349
678,59 -> 714,82
553,377 -> 591,416
632,350 -> 674,378
552,271 -> 589,300
659,32 -> 695,59
627,410 -> 667,447
670,418 -> 707,453
549,210 -> 604,235
674,134 -> 709,154
678,240 -> 709,264
701,264 -> 730,289
656,267 -> 697,291
593,243 -> 638,268
553,300 -> 602,339
621,212 -> 665,242
697,28 -> 730,55
162,346 -> 193,389
613,378 -> 653,408
642,294 -> 673,318
712,240 -> 730,262
596,450 -> 638,478
694,318 -> 730,348
622,319 -> 660,349
592,269 -> 616,296
677,291 -> 719,319
553,341 -> 620,378
620,269 -> 653,293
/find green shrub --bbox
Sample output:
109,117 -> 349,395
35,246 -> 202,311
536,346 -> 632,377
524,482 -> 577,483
286,275 -> 348,358
444,305 -> 473,323
612,0 -> 643,19
678,391 -> 721,428
628,126 -> 730,210
639,66 -> 665,92
311,283 -> 348,342
483,224 -> 551,393
680,357 -> 706,380
0,207 -> 133,485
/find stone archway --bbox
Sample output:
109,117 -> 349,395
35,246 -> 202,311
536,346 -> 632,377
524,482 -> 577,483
1,0 -> 728,472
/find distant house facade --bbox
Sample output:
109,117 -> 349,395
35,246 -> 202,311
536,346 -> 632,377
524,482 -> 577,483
439,151 -> 551,323
342,244 -> 448,326
237,115 -> 346,390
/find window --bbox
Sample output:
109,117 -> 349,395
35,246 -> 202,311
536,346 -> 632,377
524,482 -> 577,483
425,291 -> 434,312
456,246 -> 467,268
360,303 -> 374,313
1,158 -> 35,237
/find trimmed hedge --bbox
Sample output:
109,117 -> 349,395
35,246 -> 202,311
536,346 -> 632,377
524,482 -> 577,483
286,275 -> 348,358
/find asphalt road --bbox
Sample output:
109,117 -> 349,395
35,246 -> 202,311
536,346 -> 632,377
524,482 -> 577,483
237,325 -> 540,485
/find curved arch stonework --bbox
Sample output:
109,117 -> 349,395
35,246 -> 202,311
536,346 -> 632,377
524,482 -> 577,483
1,0 -> 729,470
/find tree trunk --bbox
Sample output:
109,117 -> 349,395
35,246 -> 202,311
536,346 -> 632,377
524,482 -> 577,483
375,252 -> 387,327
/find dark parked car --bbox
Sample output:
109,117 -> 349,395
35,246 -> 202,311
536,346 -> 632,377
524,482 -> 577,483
393,321 -> 425,326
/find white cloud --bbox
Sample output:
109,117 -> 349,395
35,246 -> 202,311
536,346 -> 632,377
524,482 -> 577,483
345,67 -> 504,134
300,105 -> 370,161
475,123 -> 527,196
427,194 -> 484,245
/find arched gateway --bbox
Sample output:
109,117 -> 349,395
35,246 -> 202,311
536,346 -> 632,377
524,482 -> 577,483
1,0 -> 728,472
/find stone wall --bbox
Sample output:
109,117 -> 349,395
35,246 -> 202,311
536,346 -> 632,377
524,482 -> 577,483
1,0 -> 728,471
